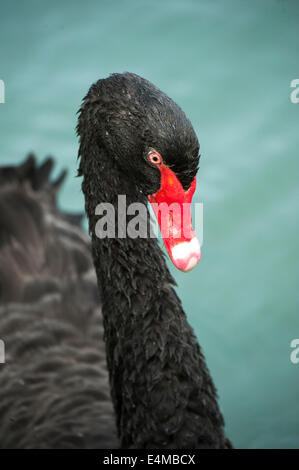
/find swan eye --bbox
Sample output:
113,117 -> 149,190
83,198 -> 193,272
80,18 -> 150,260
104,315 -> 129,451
147,151 -> 162,166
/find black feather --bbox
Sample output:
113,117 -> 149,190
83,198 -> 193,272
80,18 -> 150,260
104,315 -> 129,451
0,156 -> 118,448
0,73 -> 232,449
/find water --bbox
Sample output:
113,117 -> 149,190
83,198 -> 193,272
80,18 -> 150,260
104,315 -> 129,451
0,0 -> 298,448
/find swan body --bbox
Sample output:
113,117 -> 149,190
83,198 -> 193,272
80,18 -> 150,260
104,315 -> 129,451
77,73 -> 231,448
0,156 -> 118,448
0,73 -> 231,449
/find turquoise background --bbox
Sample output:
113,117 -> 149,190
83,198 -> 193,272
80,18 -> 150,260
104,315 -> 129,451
0,0 -> 298,448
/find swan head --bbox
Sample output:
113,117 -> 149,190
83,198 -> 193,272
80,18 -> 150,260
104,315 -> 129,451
77,72 -> 201,272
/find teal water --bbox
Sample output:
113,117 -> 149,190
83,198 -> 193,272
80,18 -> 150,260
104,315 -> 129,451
0,0 -> 298,448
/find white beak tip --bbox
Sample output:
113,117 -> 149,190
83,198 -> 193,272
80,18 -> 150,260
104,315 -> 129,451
170,237 -> 201,272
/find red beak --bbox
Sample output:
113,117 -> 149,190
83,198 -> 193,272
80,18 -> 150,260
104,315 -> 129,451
148,164 -> 201,272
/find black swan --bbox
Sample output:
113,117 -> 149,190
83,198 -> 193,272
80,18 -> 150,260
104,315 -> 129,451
0,72 -> 231,449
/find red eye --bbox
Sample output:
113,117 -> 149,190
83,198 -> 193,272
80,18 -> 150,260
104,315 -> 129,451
148,151 -> 162,165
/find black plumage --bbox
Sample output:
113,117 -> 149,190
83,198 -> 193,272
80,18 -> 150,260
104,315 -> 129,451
0,72 -> 231,449
77,73 -> 231,448
0,155 -> 118,448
